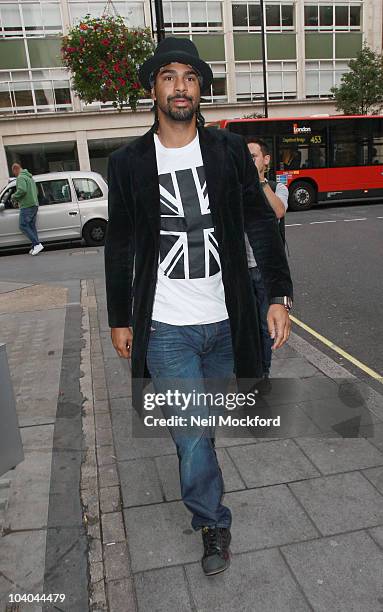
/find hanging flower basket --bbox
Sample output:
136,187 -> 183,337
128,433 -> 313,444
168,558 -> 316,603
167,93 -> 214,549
61,14 -> 154,111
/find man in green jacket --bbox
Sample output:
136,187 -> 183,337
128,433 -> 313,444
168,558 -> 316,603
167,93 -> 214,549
12,163 -> 44,255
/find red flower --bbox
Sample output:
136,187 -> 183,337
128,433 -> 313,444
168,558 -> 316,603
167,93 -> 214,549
105,79 -> 112,88
79,37 -> 85,45
113,63 -> 121,73
101,39 -> 110,46
79,23 -> 88,31
117,77 -> 126,86
88,66 -> 95,73
132,82 -> 140,89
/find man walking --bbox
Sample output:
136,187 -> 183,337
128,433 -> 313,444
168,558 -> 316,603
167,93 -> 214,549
105,37 -> 293,576
246,137 -> 290,379
12,163 -> 43,255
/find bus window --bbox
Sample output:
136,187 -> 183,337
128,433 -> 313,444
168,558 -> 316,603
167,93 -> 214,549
371,139 -> 383,164
277,130 -> 326,170
328,120 -> 370,167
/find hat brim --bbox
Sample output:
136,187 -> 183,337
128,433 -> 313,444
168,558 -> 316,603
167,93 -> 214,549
139,50 -> 213,94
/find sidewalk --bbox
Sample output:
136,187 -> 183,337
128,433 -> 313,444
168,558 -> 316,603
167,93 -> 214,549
1,276 -> 383,611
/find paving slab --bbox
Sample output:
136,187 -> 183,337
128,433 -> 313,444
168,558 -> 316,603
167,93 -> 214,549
270,357 -> 318,378
295,437 -> 383,474
0,530 -> 46,610
227,439 -> 320,487
135,567 -> 193,612
185,548 -> 311,612
5,426 -> 54,531
282,531 -> 383,612
119,458 -> 164,507
289,471 -> 383,535
124,501 -> 202,572
368,525 -> 383,548
106,577 -> 136,612
111,400 -> 175,460
225,486 -> 319,552
362,466 -> 383,494
154,448 -> 245,502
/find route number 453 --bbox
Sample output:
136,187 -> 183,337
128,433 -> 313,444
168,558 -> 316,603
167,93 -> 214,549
310,135 -> 322,144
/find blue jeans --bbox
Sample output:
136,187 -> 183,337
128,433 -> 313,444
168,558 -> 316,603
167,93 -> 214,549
146,319 -> 234,530
19,205 -> 39,247
249,267 -> 273,375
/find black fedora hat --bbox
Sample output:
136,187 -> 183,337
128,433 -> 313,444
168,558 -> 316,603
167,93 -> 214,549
138,37 -> 213,93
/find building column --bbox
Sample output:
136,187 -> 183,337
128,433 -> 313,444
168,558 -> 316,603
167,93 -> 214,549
364,0 -> 383,52
76,131 -> 91,171
295,0 -> 306,101
222,0 -> 236,103
0,136 -> 9,190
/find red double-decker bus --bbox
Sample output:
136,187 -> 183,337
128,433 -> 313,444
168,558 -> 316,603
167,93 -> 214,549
214,115 -> 383,211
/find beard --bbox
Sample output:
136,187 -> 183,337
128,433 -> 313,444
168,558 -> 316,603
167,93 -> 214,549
158,95 -> 199,122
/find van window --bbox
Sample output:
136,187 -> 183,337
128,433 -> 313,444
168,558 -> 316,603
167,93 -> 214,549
37,179 -> 72,205
73,178 -> 103,201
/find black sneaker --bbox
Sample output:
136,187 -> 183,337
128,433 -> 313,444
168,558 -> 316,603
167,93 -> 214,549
201,527 -> 231,576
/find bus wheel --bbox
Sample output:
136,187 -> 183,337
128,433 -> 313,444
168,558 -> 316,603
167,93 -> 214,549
289,182 -> 316,211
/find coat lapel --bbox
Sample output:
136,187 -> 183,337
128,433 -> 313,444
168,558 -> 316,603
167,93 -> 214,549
133,130 -> 161,236
198,126 -> 227,240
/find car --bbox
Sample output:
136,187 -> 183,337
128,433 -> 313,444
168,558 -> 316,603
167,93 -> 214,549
0,171 -> 108,248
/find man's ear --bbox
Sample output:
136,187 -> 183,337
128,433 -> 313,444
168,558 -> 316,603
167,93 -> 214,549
151,86 -> 156,102
264,154 -> 271,169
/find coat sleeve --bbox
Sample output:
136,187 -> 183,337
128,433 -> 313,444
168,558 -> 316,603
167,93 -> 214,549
104,153 -> 135,328
240,138 -> 293,301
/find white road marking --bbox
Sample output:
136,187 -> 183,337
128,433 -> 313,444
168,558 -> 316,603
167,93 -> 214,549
285,223 -> 302,227
309,220 -> 337,224
343,218 -> 367,222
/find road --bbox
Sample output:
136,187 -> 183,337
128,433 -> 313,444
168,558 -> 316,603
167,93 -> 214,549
1,200 -> 382,392
286,200 -> 383,391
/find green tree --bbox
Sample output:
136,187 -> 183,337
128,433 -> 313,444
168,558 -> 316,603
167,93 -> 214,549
331,44 -> 383,115
62,14 -> 154,111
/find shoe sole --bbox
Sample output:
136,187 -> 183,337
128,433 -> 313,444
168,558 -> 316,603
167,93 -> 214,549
202,554 -> 231,576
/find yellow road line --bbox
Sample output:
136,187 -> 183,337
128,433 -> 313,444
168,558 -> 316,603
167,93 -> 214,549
290,315 -> 383,384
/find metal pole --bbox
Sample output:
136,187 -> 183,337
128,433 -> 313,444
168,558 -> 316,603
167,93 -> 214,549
259,0 -> 268,117
153,0 -> 165,43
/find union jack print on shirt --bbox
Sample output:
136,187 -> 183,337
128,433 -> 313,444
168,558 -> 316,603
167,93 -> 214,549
158,165 -> 220,279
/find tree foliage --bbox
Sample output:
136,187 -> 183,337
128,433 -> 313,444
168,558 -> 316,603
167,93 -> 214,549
61,14 -> 154,111
331,44 -> 383,115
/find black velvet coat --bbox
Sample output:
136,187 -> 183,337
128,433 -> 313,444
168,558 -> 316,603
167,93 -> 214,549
104,126 -> 293,411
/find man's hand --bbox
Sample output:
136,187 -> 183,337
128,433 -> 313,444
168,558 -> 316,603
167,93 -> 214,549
267,304 -> 291,350
111,327 -> 133,359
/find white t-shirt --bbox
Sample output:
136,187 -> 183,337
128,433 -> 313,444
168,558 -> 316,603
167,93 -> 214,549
246,181 -> 289,269
152,132 -> 228,325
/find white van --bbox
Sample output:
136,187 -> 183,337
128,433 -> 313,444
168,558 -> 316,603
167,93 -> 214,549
0,171 -> 108,248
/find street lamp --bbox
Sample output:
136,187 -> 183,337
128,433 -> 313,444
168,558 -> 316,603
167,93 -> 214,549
259,0 -> 268,117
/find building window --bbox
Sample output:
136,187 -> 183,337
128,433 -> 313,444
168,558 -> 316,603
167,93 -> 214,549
162,2 -> 223,32
0,68 -> 72,115
235,60 -> 297,101
69,1 -> 145,27
232,3 -> 294,31
0,2 -> 62,38
304,4 -> 362,31
201,62 -> 227,103
6,141 -> 79,175
305,60 -> 350,98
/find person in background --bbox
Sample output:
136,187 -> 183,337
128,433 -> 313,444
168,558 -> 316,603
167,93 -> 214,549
246,137 -> 289,379
11,163 -> 44,256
